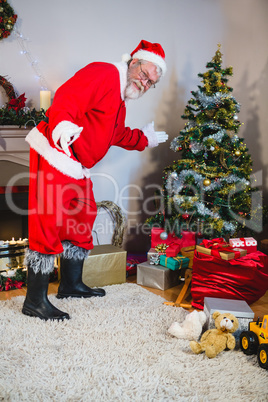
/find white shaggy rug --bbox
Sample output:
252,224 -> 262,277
0,283 -> 267,402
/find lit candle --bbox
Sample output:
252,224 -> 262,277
40,90 -> 51,111
7,270 -> 16,277
9,237 -> 17,245
17,238 -> 24,246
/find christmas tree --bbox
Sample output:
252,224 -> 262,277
147,45 -> 262,239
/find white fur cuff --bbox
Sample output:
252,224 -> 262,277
142,122 -> 158,148
52,121 -> 83,146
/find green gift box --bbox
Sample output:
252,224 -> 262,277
159,254 -> 189,271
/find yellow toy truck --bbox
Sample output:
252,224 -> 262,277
240,315 -> 268,369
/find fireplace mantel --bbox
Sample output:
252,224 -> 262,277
0,125 -> 31,167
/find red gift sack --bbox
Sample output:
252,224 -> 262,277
191,250 -> 268,309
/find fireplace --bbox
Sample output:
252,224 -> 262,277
0,126 -> 30,240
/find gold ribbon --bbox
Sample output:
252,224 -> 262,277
164,256 -> 184,269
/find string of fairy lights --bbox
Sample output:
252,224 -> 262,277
12,26 -> 50,91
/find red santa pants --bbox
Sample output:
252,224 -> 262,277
28,149 -> 97,255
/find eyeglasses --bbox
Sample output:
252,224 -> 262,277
139,63 -> 157,89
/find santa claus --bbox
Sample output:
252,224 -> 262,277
23,40 -> 168,320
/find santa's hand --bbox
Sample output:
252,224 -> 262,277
52,121 -> 83,157
155,131 -> 169,144
142,121 -> 168,148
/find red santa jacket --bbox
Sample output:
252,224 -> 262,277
26,61 -> 149,180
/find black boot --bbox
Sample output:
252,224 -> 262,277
22,266 -> 70,321
57,257 -> 106,298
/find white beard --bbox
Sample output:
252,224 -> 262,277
125,80 -> 145,100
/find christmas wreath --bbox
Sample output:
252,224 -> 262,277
0,0 -> 17,40
0,75 -> 46,127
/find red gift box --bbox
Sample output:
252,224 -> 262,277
180,230 -> 196,248
165,242 -> 181,257
229,237 -> 257,254
150,228 -> 181,250
191,250 -> 268,309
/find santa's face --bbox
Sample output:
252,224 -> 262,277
125,60 -> 159,100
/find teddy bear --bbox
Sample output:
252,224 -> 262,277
189,311 -> 239,358
168,310 -> 207,341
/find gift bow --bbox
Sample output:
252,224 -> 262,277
201,238 -> 226,248
200,238 -> 241,259
155,243 -> 169,253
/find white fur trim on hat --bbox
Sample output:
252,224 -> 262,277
121,53 -> 132,63
132,49 -> 167,75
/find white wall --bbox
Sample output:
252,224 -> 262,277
1,0 -> 267,250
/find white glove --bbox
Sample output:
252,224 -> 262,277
52,121 -> 83,157
155,131 -> 169,144
142,121 -> 168,148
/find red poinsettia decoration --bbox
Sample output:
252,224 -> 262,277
13,280 -> 24,289
5,278 -> 13,291
8,93 -> 26,113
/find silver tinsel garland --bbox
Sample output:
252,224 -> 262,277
166,169 -> 250,195
170,121 -> 239,154
195,90 -> 241,113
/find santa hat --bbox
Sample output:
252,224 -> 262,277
122,40 -> 167,76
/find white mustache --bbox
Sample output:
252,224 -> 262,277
131,79 -> 145,93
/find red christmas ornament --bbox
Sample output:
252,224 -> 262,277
182,213 -> 190,220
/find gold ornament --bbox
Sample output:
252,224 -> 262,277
234,150 -> 241,157
203,178 -> 211,187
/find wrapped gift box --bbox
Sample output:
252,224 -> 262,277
147,245 -> 180,260
180,246 -> 196,268
196,245 -> 247,260
82,244 -> 126,287
159,254 -> 189,271
203,297 -> 254,342
180,230 -> 196,248
147,248 -> 161,261
229,237 -> 257,254
137,261 -> 181,290
148,246 -> 168,257
150,228 -> 181,249
165,242 -> 181,257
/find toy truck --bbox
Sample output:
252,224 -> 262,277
240,315 -> 268,369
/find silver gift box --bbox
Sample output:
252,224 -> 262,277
203,296 -> 255,341
137,261 -> 181,291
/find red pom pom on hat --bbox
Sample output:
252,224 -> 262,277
122,40 -> 167,76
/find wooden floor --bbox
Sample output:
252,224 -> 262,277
1,275 -> 267,320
